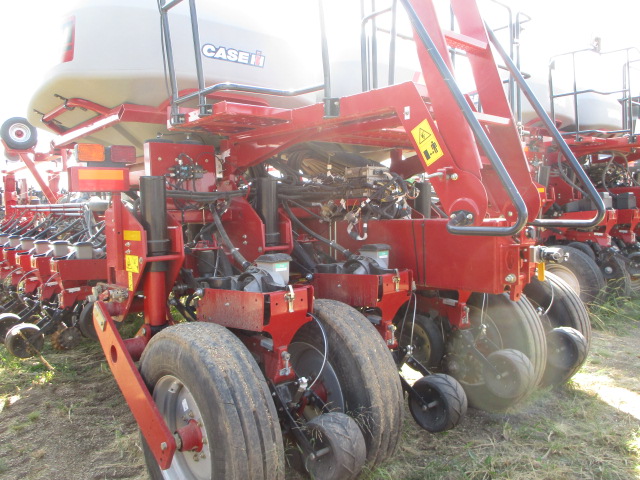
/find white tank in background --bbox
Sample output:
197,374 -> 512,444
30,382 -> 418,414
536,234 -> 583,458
27,0 -> 324,150
517,74 -> 575,131
27,0 -> 420,152
519,50 -> 624,135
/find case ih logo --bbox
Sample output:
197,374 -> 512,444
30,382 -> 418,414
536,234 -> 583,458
202,44 -> 265,68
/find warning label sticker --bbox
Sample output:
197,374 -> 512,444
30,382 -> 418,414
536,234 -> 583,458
125,255 -> 139,273
411,119 -> 443,167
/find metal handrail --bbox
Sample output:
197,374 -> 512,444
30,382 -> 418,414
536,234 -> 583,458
549,46 -> 640,141
400,0 -> 528,236
158,0 -> 324,123
487,26 -> 606,228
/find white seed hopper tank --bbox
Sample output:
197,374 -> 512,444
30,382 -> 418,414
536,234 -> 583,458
27,0 -> 420,153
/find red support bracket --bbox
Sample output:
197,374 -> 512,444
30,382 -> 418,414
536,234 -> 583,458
93,301 -> 176,469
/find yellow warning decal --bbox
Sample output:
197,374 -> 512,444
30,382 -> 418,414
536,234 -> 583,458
537,187 -> 546,193
123,230 -> 141,242
537,261 -> 545,282
411,119 -> 443,167
125,254 -> 139,273
128,271 -> 134,291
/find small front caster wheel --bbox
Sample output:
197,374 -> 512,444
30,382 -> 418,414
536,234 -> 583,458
408,373 -> 468,433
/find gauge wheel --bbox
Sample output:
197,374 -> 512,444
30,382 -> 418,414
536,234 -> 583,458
546,245 -> 605,305
291,299 -> 403,467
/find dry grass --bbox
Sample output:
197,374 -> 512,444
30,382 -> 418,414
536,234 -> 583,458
0,304 -> 639,480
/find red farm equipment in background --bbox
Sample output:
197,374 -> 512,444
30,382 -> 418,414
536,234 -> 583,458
516,43 -> 640,302
0,0 -> 607,479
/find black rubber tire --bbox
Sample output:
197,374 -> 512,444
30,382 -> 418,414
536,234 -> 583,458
5,323 -> 45,358
482,349 -> 535,400
601,254 -> 632,299
567,241 -> 596,261
524,272 -> 592,347
77,302 -> 98,340
140,322 -> 284,480
468,293 -> 547,387
0,312 -> 21,341
1,117 -> 37,150
546,245 -> 605,305
397,313 -> 445,368
408,373 -> 467,433
304,412 -> 367,480
541,327 -> 589,387
292,299 -> 403,467
456,294 -> 546,412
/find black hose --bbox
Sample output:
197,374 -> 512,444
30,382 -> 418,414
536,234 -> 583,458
210,207 -> 251,270
282,201 -> 351,258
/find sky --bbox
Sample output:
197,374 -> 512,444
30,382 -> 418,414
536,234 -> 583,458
0,0 -> 639,161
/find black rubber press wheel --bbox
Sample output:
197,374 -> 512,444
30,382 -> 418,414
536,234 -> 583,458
290,299 -> 403,467
140,322 -> 284,480
5,323 -> 45,358
304,412 -> 366,480
541,327 -> 588,387
0,312 -> 21,341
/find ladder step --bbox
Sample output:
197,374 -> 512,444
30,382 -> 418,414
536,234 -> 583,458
443,30 -> 488,55
473,111 -> 511,127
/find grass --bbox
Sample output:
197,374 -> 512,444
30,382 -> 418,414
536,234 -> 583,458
1,304 -> 639,480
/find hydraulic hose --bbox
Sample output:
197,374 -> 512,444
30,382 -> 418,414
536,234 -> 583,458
210,207 -> 251,271
282,201 -> 351,259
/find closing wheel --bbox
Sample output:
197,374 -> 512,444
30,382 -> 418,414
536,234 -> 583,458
601,254 -> 632,299
546,245 -> 605,304
77,302 -> 98,340
482,349 -> 535,400
5,323 -> 45,358
51,326 -> 82,350
1,117 -> 37,150
452,294 -> 546,412
0,312 -> 21,341
397,313 -> 445,368
291,299 -> 403,467
303,412 -> 366,480
541,327 -> 588,387
408,373 -> 467,433
140,323 -> 284,480
524,272 -> 591,386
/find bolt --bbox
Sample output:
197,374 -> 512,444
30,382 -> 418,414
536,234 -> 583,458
193,454 -> 200,462
504,273 -> 517,284
160,442 -> 168,451
200,452 -> 206,459
450,173 -> 459,181
466,213 -> 473,220
604,266 -> 613,274
507,211 -> 513,217
189,411 -> 194,418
